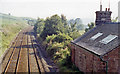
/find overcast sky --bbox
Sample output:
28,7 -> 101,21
0,0 -> 119,24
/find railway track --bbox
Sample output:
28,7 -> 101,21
1,26 -> 57,73
2,29 -> 26,73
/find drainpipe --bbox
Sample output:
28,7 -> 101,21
100,56 -> 108,74
74,45 -> 76,65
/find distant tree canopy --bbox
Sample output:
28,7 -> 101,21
8,13 -> 11,15
68,18 -> 84,30
85,17 -> 118,33
85,22 -> 95,32
28,20 -> 36,25
112,17 -> 118,22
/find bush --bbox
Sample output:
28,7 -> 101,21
46,33 -> 73,43
46,34 -> 57,43
47,42 -> 64,57
52,33 -> 73,43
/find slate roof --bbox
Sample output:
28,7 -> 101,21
71,23 -> 120,56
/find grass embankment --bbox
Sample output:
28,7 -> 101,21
0,14 -> 28,57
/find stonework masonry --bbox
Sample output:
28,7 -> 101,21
71,44 -> 120,73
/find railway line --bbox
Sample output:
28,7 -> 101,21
1,26 -> 57,73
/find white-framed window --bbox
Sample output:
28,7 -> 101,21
90,32 -> 103,40
99,34 -> 118,44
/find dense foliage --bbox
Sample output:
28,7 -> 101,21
34,18 -> 45,34
34,14 -> 85,72
40,15 -> 65,39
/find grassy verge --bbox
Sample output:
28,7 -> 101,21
0,18 -> 28,57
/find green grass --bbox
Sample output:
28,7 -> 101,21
0,13 -> 29,57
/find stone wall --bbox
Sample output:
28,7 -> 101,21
71,44 -> 119,73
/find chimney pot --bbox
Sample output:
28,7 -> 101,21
106,8 -> 107,11
108,8 -> 110,11
100,5 -> 102,11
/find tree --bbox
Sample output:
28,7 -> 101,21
75,18 -> 84,30
112,17 -> 118,22
40,14 -> 64,39
69,31 -> 81,40
34,14 -> 83,71
68,18 -> 84,31
34,18 -> 45,34
46,33 -> 73,58
61,14 -> 67,26
85,22 -> 95,32
70,22 -> 77,32
28,20 -> 36,26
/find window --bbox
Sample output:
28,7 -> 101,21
99,34 -> 118,44
101,18 -> 106,21
90,33 -> 103,40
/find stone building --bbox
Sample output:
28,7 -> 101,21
71,4 -> 120,73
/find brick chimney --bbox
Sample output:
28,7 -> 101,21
95,3 -> 112,26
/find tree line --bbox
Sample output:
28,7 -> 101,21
34,14 -> 84,71
34,14 -> 96,72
